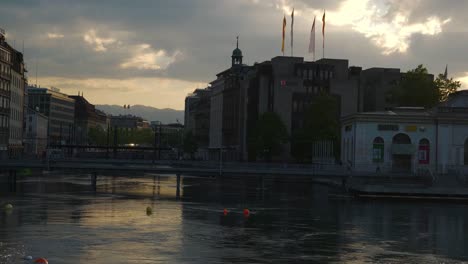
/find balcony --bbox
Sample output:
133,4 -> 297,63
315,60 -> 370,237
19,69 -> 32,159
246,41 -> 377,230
0,72 -> 10,81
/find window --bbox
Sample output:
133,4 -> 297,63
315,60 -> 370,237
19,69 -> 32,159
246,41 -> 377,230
373,137 -> 384,163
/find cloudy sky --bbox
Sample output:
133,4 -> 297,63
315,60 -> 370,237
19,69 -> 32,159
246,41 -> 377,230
1,0 -> 467,110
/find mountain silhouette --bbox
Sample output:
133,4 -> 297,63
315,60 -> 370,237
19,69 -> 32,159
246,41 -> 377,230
96,104 -> 184,124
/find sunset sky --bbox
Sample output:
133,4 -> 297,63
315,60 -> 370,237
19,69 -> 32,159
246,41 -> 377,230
1,0 -> 467,110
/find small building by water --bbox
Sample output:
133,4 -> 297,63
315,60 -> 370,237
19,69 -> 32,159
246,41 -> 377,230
341,91 -> 468,175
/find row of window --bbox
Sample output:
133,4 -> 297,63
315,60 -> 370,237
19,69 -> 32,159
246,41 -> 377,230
0,96 -> 9,109
10,108 -> 22,121
0,115 -> 9,128
0,63 -> 11,76
292,100 -> 311,113
0,79 -> 10,91
9,126 -> 21,140
11,75 -> 23,88
0,48 -> 11,63
297,69 -> 333,80
305,86 -> 326,95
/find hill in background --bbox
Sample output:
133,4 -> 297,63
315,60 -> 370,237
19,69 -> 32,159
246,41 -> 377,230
96,104 -> 184,125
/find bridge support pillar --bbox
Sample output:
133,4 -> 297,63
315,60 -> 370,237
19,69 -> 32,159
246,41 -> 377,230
91,172 -> 97,189
176,174 -> 181,199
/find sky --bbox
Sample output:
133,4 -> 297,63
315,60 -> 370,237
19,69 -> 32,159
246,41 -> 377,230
1,0 -> 468,110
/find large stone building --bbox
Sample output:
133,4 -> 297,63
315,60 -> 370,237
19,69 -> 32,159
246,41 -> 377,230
0,32 -> 11,158
187,40 -> 362,161
0,30 -> 27,158
9,47 -> 26,157
341,91 -> 468,175
27,86 -> 75,145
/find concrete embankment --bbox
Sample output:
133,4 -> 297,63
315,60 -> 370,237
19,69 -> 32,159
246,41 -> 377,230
344,174 -> 468,201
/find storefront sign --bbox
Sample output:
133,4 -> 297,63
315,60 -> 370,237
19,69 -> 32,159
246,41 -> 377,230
378,124 -> 399,131
405,125 -> 417,132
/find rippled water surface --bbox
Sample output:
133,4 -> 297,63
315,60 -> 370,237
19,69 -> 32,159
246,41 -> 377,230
1,172 -> 468,263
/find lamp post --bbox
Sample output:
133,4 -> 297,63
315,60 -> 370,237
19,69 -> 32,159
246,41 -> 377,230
219,145 -> 223,176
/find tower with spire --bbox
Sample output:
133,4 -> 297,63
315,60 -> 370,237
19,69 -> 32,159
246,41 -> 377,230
231,36 -> 243,67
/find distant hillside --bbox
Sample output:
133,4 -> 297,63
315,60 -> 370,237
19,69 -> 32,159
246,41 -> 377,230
96,104 -> 184,124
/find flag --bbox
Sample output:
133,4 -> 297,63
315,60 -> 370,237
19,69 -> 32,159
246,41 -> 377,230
291,8 -> 294,56
444,64 -> 448,79
309,16 -> 316,58
322,10 -> 326,58
282,15 -> 286,54
322,11 -> 326,37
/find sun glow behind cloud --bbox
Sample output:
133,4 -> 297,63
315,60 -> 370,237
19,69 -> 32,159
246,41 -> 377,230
47,33 -> 64,39
273,0 -> 451,55
120,44 -> 182,70
83,29 -> 117,52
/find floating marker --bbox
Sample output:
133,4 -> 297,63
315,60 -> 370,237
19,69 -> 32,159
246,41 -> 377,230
34,258 -> 48,264
146,206 -> 153,216
223,208 -> 228,216
243,209 -> 250,217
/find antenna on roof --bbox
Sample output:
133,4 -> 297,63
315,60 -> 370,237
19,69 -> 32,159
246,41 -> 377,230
35,58 -> 38,86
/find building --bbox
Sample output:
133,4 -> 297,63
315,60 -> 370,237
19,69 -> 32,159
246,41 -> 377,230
185,88 -> 212,150
110,115 -> 147,130
0,32 -> 12,159
186,39 -> 361,161
341,91 -> 468,175
69,94 -> 108,145
24,108 -> 48,157
9,47 -> 26,157
27,86 -> 75,145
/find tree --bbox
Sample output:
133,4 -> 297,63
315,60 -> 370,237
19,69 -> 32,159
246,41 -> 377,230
249,112 -> 288,162
183,131 -> 198,159
389,65 -> 439,108
292,94 -> 340,162
435,74 -> 460,102
88,126 -> 107,145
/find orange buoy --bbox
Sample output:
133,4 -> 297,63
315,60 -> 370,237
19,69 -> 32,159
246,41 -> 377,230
223,208 -> 228,216
243,209 -> 250,217
34,258 -> 49,264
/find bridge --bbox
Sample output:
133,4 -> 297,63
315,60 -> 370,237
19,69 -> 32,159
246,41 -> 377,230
1,159 -> 440,198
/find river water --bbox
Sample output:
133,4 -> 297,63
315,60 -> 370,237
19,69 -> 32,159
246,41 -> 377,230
1,172 -> 467,263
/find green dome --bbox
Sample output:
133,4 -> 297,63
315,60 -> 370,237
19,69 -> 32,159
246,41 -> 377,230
232,48 -> 242,57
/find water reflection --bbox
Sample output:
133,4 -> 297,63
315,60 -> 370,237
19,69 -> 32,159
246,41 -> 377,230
0,173 -> 467,263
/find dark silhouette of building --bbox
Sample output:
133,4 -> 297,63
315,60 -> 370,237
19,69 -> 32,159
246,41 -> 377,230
69,94 -> 108,145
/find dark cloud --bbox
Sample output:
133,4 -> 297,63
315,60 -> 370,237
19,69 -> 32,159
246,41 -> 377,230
1,0 -> 467,92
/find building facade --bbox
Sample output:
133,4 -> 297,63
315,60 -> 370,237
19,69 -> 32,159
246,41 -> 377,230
0,34 -> 11,158
342,91 -> 468,175
69,95 -> 108,145
24,108 -> 48,157
27,86 -> 75,145
110,115 -> 147,130
9,48 -> 26,157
